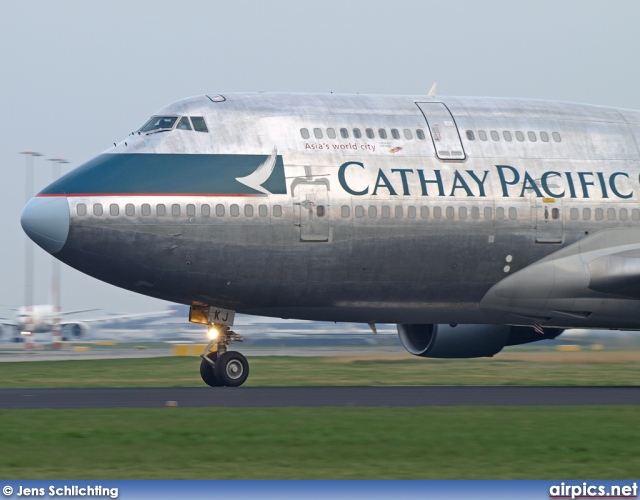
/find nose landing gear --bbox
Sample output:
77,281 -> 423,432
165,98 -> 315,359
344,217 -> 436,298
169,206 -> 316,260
199,326 -> 249,387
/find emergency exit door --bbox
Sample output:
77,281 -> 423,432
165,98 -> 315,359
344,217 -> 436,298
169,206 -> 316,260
416,102 -> 466,160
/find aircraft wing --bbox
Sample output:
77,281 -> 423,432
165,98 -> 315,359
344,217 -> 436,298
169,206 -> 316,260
61,310 -> 177,324
481,227 -> 640,326
59,309 -> 100,316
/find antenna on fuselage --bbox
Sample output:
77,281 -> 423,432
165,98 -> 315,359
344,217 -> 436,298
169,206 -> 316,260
428,82 -> 437,97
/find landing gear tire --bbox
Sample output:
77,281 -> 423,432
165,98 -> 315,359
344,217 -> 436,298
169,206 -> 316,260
214,351 -> 249,387
200,352 -> 223,387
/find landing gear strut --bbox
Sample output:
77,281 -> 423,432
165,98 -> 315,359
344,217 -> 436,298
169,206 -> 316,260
199,326 -> 249,387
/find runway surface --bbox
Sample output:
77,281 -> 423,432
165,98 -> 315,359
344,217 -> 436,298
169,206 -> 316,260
1,386 -> 639,409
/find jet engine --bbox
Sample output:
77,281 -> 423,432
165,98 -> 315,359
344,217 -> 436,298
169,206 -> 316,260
397,323 -> 562,358
0,324 -> 19,342
61,322 -> 90,340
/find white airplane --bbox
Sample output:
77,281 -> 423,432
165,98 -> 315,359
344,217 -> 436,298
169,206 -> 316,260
0,305 -> 177,342
21,90 -> 640,385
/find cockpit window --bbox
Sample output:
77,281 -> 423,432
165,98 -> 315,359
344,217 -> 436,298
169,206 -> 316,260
190,116 -> 209,132
176,116 -> 192,130
139,116 -> 178,133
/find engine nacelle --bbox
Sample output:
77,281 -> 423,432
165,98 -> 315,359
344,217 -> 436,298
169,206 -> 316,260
397,324 -> 563,358
61,322 -> 90,340
0,324 -> 19,342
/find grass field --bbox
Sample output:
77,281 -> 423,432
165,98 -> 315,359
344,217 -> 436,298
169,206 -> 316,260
0,406 -> 638,479
0,350 -> 639,388
1,351 -> 638,479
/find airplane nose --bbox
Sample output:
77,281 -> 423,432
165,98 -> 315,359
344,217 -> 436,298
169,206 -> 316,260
21,196 -> 70,254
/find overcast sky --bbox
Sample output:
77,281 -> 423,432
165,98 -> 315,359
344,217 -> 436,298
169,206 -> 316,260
2,0 -> 640,316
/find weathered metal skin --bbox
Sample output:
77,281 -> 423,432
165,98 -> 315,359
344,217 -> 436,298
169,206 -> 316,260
27,92 -> 640,329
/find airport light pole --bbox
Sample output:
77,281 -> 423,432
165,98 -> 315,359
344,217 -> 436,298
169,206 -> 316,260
20,150 -> 42,308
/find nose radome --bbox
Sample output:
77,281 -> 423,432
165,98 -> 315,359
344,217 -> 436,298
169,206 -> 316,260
21,196 -> 70,254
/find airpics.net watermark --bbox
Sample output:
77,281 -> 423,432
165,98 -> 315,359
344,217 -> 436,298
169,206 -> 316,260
2,485 -> 118,499
550,482 -> 638,499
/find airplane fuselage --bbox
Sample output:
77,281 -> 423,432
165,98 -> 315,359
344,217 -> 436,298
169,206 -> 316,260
23,92 -> 640,330
14,305 -> 58,333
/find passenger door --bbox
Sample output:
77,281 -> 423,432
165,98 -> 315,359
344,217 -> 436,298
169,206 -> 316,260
294,182 -> 330,242
534,197 -> 563,244
415,102 -> 466,160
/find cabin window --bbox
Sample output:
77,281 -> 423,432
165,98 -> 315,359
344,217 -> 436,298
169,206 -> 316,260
433,206 -> 442,219
259,205 -> 268,217
341,205 -> 350,218
391,129 -> 400,139
156,204 -> 166,216
583,208 -> 591,220
191,117 -> 208,132
177,117 -> 192,130
496,207 -> 505,220
273,205 -> 282,217
93,203 -> 103,216
230,204 -> 239,217
139,116 -> 177,133
378,129 -> 387,139
245,205 -> 253,217
201,204 -> 210,216
395,206 -> 403,218
216,204 -> 225,216
595,208 -> 604,220
570,208 -> 579,220
420,206 -> 429,219
490,131 -> 500,141
540,131 -> 549,142
368,206 -> 377,218
484,207 -> 492,220
416,129 -> 426,140
633,209 -> 640,221
528,131 -> 537,142
141,204 -> 151,216
408,206 -> 416,218
186,204 -> 195,216
355,205 -> 364,218
340,128 -> 349,138
353,128 -> 362,139
459,207 -> 467,219
446,206 -> 454,219
478,130 -> 487,141
471,206 -> 480,219
172,204 -> 180,216
125,204 -> 135,216
466,130 -> 475,140
314,128 -> 323,139
110,204 -> 119,216
503,131 -> 512,141
621,208 -> 628,220
607,208 -> 616,220
366,128 -> 374,139
551,207 -> 560,220
403,129 -> 413,140
300,128 -> 310,139
381,206 -> 390,218
76,204 -> 86,216
509,207 -> 517,220
317,205 -> 326,217
552,132 -> 562,142
327,128 -> 336,139
515,131 -> 525,142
